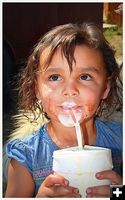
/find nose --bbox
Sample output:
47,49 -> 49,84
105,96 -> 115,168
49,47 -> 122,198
62,81 -> 79,97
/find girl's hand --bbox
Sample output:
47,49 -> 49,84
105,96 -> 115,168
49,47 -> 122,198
36,174 -> 80,197
86,170 -> 122,197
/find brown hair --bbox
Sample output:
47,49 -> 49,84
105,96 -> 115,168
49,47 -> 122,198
18,22 -> 122,120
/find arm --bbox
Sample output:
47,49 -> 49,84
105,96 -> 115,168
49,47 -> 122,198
5,159 -> 80,198
5,159 -> 35,197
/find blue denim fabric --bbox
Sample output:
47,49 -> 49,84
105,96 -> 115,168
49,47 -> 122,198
6,118 -> 122,196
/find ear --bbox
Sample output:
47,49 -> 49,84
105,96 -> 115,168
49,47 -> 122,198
101,77 -> 111,100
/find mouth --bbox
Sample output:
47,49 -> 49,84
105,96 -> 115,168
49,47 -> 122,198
57,102 -> 83,127
58,108 -> 82,127
61,101 -> 77,107
59,107 -> 82,116
59,101 -> 82,113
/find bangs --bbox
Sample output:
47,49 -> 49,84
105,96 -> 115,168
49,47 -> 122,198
38,33 -> 86,72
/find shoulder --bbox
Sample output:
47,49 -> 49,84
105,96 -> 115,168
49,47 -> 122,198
95,118 -> 122,149
7,123 -> 46,149
95,118 -> 122,135
6,124 -> 46,172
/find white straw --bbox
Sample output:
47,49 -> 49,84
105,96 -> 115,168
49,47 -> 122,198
75,122 -> 83,150
71,109 -> 84,149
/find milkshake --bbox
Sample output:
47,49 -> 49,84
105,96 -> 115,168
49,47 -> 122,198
53,101 -> 113,197
53,145 -> 113,197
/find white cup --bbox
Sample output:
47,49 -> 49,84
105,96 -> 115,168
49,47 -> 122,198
53,145 -> 113,197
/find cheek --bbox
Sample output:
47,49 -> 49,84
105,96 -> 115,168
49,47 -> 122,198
40,84 -> 53,97
39,84 -> 59,114
82,92 -> 101,116
84,101 -> 98,114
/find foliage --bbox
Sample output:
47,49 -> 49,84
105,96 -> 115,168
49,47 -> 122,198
103,26 -> 122,60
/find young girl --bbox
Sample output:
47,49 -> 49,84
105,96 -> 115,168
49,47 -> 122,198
5,22 -> 122,197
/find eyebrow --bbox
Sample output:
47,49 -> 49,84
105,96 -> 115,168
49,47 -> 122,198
43,65 -> 101,74
43,67 -> 65,73
78,66 -> 101,74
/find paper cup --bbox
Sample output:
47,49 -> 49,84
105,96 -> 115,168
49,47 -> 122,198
53,145 -> 113,197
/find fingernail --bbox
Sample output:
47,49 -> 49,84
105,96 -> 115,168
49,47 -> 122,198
96,173 -> 102,179
74,188 -> 79,194
86,188 -> 92,194
64,180 -> 69,186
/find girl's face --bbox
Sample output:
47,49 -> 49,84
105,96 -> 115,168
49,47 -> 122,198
36,45 -> 110,124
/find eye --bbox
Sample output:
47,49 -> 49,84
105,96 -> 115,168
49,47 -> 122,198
80,74 -> 92,81
49,74 -> 62,81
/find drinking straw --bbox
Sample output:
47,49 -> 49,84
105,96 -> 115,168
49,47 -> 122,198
70,109 -> 83,149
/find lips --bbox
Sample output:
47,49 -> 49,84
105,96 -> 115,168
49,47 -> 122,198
58,101 -> 82,115
57,102 -> 83,126
60,101 -> 80,110
61,101 -> 77,107
61,105 -> 80,111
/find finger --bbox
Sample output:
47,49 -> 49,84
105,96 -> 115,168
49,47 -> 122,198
96,170 -> 122,184
44,174 -> 69,187
86,185 -> 110,197
46,185 -> 80,197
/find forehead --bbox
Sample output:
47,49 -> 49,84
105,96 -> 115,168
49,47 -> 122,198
73,45 -> 105,67
39,45 -> 105,71
39,46 -> 51,69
